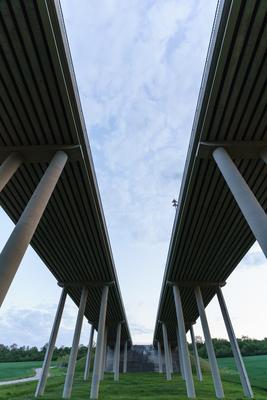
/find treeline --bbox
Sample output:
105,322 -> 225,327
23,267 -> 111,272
188,336 -> 267,358
1,337 -> 267,362
0,343 -> 88,362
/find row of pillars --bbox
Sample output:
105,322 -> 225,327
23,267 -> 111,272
158,285 -> 253,399
0,151 -> 129,399
34,284 -> 128,399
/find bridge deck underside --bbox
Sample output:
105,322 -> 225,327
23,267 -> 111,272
154,0 -> 267,345
0,0 -> 131,345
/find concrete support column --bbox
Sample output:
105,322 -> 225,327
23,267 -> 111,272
173,286 -> 195,398
213,147 -> 267,257
63,287 -> 88,399
157,341 -> 163,373
100,326 -> 108,380
35,288 -> 67,397
195,286 -> 224,399
217,287 -> 253,398
90,286 -> 109,400
0,152 -> 22,192
0,151 -> 68,307
162,323 -> 171,380
112,346 -> 116,373
189,325 -> 203,382
169,342 -> 173,373
123,341 -> 128,373
176,326 -> 185,379
84,325 -> 95,381
114,323 -> 121,381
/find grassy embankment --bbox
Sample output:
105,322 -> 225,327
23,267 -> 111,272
0,361 -> 43,382
218,354 -> 267,391
0,355 -> 266,399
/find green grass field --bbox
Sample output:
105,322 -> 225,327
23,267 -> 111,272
0,361 -> 43,382
218,354 -> 267,391
0,355 -> 266,399
0,371 -> 264,400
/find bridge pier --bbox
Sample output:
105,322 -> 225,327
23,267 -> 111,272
157,341 -> 163,373
162,323 -> 171,380
217,287 -> 253,398
90,286 -> 109,399
0,151 -> 68,307
63,287 -> 88,399
35,288 -> 67,397
101,326 -> 108,380
169,343 -> 173,373
173,285 -> 195,398
84,325 -> 95,381
195,286 -> 224,399
189,325 -> 202,382
176,326 -> 185,379
0,152 -> 22,192
123,340 -> 128,373
213,147 -> 267,257
112,345 -> 116,373
114,323 -> 121,381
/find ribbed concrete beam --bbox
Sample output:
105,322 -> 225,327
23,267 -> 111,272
167,281 -> 225,288
0,145 -> 81,163
58,281 -> 115,288
260,147 -> 267,164
198,141 -> 267,159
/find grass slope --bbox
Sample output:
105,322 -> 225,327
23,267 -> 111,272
0,361 -> 43,382
0,369 -> 266,399
218,355 -> 267,391
0,355 -> 266,399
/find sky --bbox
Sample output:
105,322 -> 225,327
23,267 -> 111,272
0,0 -> 266,348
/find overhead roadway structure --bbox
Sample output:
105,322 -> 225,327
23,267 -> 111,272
154,0 -> 266,398
0,0 -> 131,398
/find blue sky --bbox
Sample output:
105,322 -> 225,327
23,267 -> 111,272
0,0 -> 266,347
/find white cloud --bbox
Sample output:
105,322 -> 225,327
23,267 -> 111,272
61,0 -> 218,248
59,0 -> 220,344
0,301 -> 90,348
